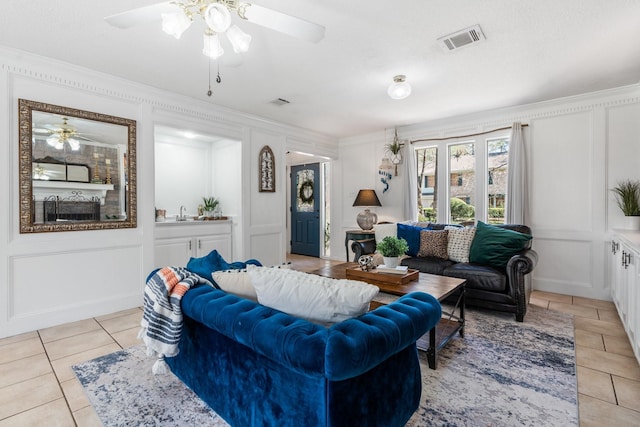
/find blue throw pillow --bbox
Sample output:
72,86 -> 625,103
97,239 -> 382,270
469,221 -> 532,268
397,223 -> 431,257
186,250 -> 262,280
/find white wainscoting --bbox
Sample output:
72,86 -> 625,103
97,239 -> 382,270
7,245 -> 143,337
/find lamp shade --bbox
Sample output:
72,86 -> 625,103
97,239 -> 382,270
353,189 -> 382,207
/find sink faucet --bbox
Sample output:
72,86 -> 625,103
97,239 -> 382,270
179,205 -> 186,221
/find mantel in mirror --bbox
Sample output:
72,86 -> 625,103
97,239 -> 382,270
19,99 -> 137,233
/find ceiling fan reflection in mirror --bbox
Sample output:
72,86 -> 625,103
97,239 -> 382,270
32,117 -> 95,151
105,0 -> 325,61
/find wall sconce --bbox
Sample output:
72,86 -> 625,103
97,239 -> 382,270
352,189 -> 382,230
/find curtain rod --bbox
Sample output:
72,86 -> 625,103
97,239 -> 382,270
409,123 -> 528,144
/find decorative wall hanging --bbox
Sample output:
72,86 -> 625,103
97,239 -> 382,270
378,159 -> 393,194
259,145 -> 275,192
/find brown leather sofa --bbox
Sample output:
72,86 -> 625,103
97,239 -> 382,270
351,223 -> 538,322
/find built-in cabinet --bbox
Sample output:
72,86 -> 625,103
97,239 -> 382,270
155,221 -> 232,269
610,231 -> 640,365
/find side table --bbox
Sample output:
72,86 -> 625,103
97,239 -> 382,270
344,229 -> 375,261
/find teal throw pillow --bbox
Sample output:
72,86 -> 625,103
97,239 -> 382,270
469,221 -> 532,268
397,223 -> 430,257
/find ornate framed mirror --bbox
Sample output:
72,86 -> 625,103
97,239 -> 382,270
19,99 -> 137,233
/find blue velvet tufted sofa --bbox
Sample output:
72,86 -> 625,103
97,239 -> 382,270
165,283 -> 442,427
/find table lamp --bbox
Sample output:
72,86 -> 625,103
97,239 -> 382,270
352,189 -> 382,230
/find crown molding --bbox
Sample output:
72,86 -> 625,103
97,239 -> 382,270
399,83 -> 640,140
0,45 -> 337,147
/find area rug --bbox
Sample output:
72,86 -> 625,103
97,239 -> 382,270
72,304 -> 577,427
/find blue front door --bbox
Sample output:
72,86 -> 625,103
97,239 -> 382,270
290,163 -> 320,257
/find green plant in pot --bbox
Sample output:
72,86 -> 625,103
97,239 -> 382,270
611,180 -> 640,229
202,196 -> 219,218
376,236 -> 409,268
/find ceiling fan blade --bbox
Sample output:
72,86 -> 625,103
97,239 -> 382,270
105,1 -> 179,29
242,3 -> 325,43
33,128 -> 53,134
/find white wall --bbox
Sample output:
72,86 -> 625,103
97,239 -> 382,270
334,84 -> 640,301
0,47 -> 337,338
155,138 -> 213,217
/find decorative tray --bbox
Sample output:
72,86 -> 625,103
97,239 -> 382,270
346,267 -> 419,285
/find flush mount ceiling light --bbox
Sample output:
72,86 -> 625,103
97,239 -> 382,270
388,75 -> 412,100
106,1 -> 326,61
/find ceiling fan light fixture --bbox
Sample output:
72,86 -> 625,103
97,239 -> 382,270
226,24 -> 252,53
204,3 -> 232,33
46,135 -> 63,150
203,30 -> 224,59
388,75 -> 412,100
161,12 -> 192,39
67,138 -> 81,151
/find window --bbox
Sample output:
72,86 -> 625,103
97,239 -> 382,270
487,137 -> 509,224
414,133 -> 510,225
416,147 -> 437,222
449,143 -> 475,225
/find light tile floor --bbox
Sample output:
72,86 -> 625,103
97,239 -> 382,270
0,256 -> 638,426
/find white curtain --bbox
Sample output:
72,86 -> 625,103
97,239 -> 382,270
403,142 -> 418,221
505,122 -> 528,224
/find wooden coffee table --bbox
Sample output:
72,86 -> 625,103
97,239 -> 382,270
309,262 -> 466,369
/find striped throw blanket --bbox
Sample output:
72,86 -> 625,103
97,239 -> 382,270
139,266 -> 207,374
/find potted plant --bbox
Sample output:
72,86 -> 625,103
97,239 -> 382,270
376,236 -> 409,268
202,196 -> 219,218
611,180 -> 640,229
384,129 -> 404,176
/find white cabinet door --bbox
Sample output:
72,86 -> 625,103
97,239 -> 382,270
611,232 -> 640,366
618,242 -> 637,328
154,237 -> 192,269
196,235 -> 232,261
626,245 -> 639,351
610,239 -> 622,312
635,259 -> 640,361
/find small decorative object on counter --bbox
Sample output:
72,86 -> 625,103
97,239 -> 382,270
202,196 -> 219,218
155,208 -> 166,222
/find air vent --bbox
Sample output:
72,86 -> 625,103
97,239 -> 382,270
270,98 -> 290,106
438,25 -> 485,52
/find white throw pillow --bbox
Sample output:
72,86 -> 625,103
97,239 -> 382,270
446,226 -> 477,263
212,270 -> 257,301
212,264 -> 292,301
248,267 -> 379,324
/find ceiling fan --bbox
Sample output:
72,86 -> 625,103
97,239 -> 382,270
105,0 -> 325,60
33,117 -> 95,151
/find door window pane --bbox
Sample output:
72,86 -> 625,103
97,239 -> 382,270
449,143 -> 476,225
296,169 -> 315,212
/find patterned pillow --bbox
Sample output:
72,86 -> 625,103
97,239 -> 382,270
446,226 -> 477,263
417,230 -> 449,259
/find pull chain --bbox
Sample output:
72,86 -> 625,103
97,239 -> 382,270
207,58 -> 213,97
206,61 -> 222,97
